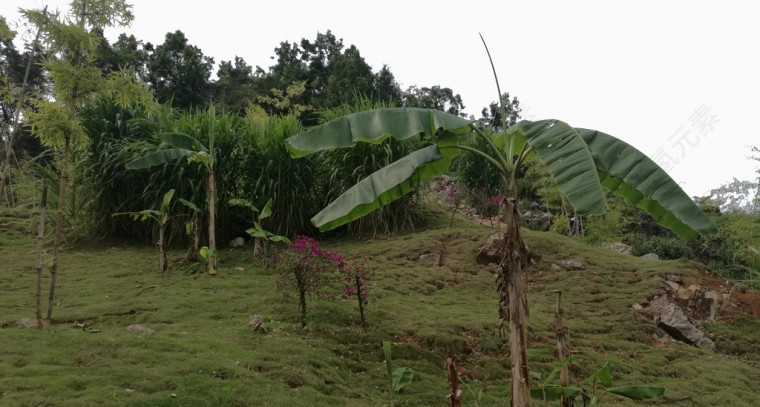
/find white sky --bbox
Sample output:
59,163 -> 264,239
3,0 -> 758,197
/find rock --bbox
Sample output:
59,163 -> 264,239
676,287 -> 694,300
476,233 -> 505,265
655,300 -> 715,350
557,260 -> 585,271
249,315 -> 267,333
602,242 -> 632,255
523,211 -> 553,231
418,253 -> 442,267
550,263 -> 562,272
664,280 -> 681,292
17,318 -> 38,329
126,324 -> 156,336
631,303 -> 643,310
229,237 -> 245,248
640,253 -> 660,260
234,266 -> 245,272
665,274 -> 683,283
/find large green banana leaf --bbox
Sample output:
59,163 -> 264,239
125,133 -> 206,170
312,142 -> 459,231
507,120 -> 608,215
284,108 -> 473,158
125,148 -> 193,169
158,132 -> 208,152
576,128 -> 717,238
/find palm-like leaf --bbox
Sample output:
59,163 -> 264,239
311,142 -> 459,231
125,148 -> 193,169
577,128 -> 717,238
507,120 -> 608,215
285,107 -> 473,158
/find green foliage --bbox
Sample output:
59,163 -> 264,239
383,341 -> 414,395
228,198 -> 290,255
631,236 -> 692,260
532,360 -> 664,405
550,214 -> 571,236
693,211 -> 760,283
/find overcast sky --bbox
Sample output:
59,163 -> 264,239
3,0 -> 758,198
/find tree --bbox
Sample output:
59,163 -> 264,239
92,31 -> 150,79
372,65 -> 403,106
212,56 -> 256,113
146,30 -> 213,110
126,107 -> 220,275
479,92 -> 521,131
402,85 -> 465,116
284,111 -> 715,405
0,13 -> 48,203
259,31 -> 381,120
22,0 -> 149,328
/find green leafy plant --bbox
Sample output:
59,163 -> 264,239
228,198 -> 290,256
531,360 -> 664,406
127,107 -> 220,275
383,340 -> 413,403
113,189 -> 175,273
283,36 -> 716,405
179,198 -> 202,265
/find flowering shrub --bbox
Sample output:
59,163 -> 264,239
339,254 -> 375,328
465,186 -> 503,226
440,181 -> 504,228
273,236 -> 344,327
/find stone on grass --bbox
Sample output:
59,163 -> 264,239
655,300 -> 715,350
229,237 -> 245,248
640,253 -> 660,260
249,315 -> 267,333
476,233 -> 504,265
126,324 -> 156,336
602,242 -> 632,255
418,253 -> 442,267
17,318 -> 38,329
557,260 -> 585,271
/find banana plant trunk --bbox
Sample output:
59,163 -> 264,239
500,195 -> 531,406
206,171 -> 217,274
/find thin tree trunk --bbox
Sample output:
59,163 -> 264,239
47,137 -> 70,328
356,276 -> 366,329
35,185 -> 47,328
158,222 -> 167,272
446,358 -> 462,407
553,291 -> 570,407
0,7 -> 46,204
499,196 -> 531,407
206,171 -> 217,274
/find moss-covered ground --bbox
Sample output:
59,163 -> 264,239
2,205 -> 759,406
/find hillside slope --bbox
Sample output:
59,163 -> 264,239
1,206 -> 759,406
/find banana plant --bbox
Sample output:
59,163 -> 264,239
126,107 -> 220,275
113,189 -> 175,273
228,197 -> 290,256
284,107 -> 716,405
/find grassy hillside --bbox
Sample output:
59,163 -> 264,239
1,205 -> 759,406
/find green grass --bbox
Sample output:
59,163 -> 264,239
2,206 -> 760,406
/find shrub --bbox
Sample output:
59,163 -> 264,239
631,236 -> 692,260
273,236 -> 344,327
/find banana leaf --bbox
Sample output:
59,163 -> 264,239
507,120 -> 608,215
577,128 -> 717,238
285,108 -> 473,158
